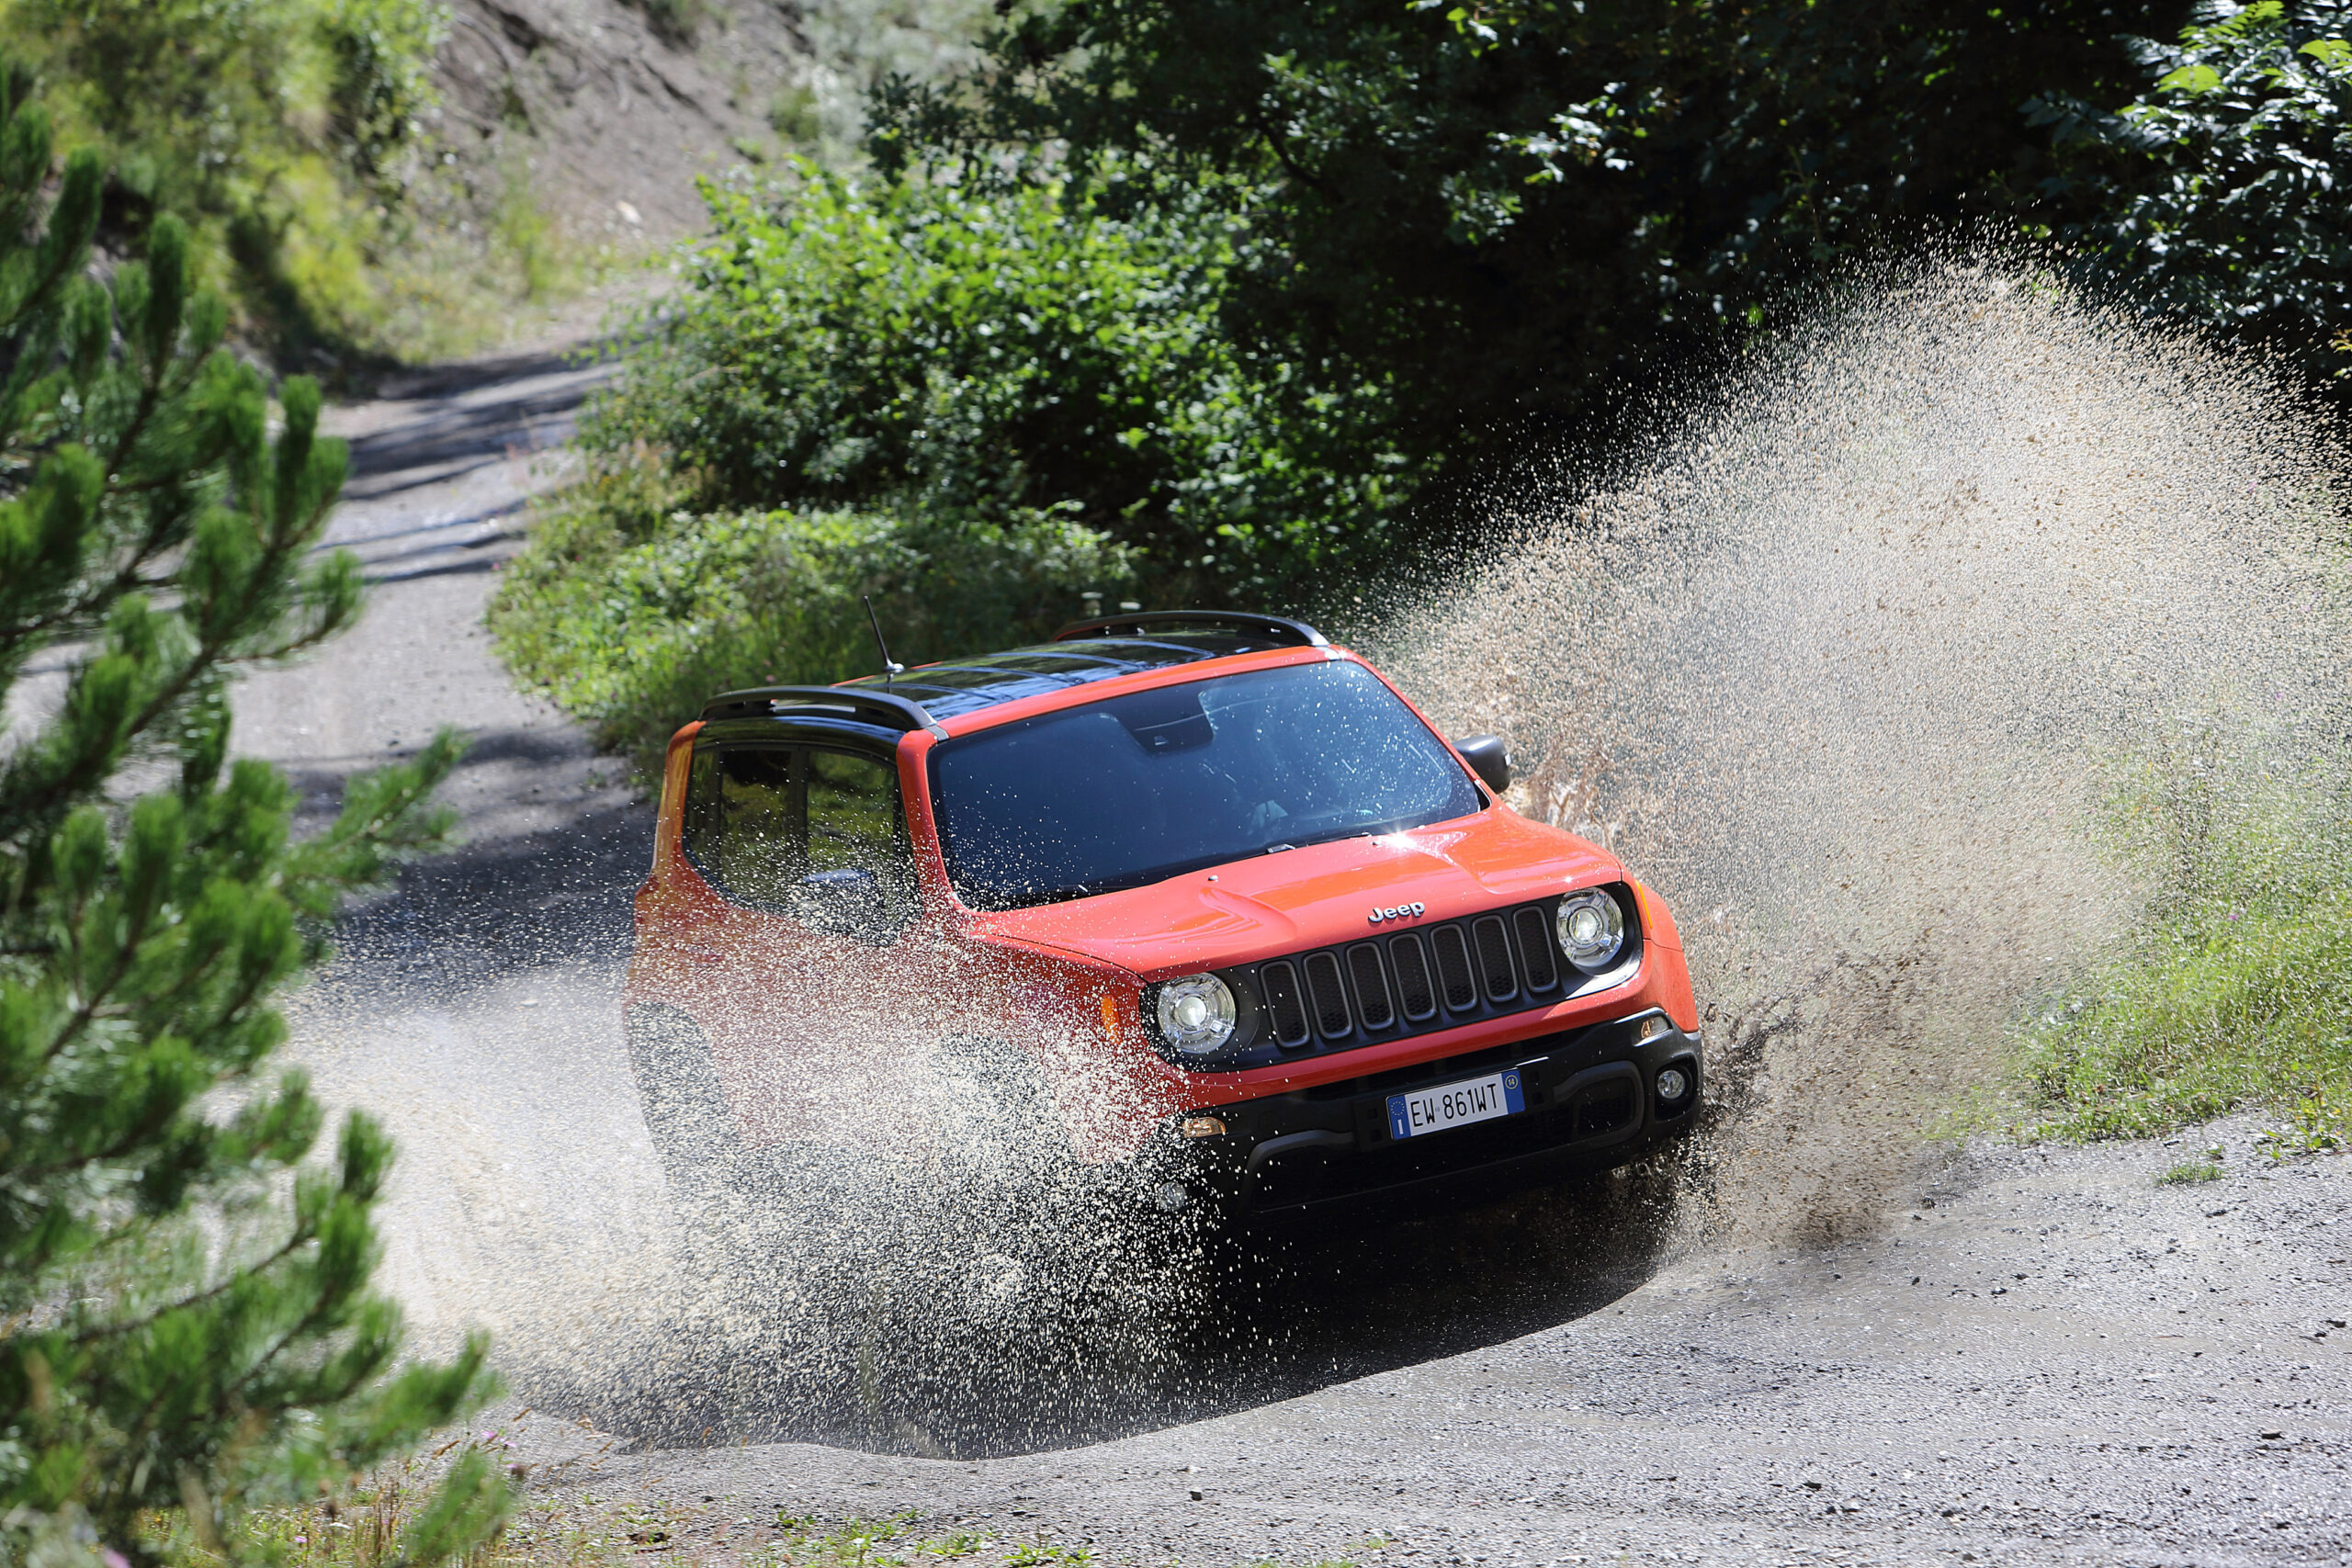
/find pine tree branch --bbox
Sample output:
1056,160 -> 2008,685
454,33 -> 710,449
15,1086 -> 191,1180
7,525 -> 187,643
102,1268 -> 349,1521
8,522 -> 329,829
101,377 -> 164,495
38,868 -> 165,1066
72,1220 -> 317,1348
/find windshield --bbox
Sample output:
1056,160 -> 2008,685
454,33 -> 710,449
930,660 -> 1482,909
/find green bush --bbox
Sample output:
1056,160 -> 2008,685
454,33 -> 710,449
575,163 -> 1416,604
2017,728 -> 2352,1149
2030,0 -> 2352,362
499,160 -> 1409,760
866,0 -> 2186,491
490,473 -> 1136,774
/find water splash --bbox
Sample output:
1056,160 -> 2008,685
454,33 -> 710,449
292,254 -> 2350,1460
1377,255 -> 2351,1245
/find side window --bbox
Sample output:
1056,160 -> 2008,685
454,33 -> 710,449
682,746 -> 804,908
682,742 -> 913,935
803,750 -> 914,926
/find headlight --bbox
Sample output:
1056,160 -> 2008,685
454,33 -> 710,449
1555,888 -> 1627,974
1153,974 -> 1238,1057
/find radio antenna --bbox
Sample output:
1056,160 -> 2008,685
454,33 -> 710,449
863,595 -> 904,683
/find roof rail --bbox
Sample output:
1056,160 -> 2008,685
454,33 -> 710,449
699,685 -> 944,735
1049,610 -> 1329,649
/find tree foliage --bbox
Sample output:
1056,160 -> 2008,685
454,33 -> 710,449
507,0 -> 2352,750
0,64 -> 500,1565
577,164 -> 1414,599
0,0 -> 451,351
871,0 -> 2184,486
2032,0 -> 2352,354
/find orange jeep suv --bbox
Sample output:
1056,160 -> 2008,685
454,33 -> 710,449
625,612 -> 1702,1224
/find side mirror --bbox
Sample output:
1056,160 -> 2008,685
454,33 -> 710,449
1453,734 -> 1511,796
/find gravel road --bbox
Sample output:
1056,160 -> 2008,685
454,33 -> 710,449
564,1122 -> 2349,1568
254,346 -> 2352,1568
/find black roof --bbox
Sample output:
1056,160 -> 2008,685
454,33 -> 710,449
833,614 -> 1328,724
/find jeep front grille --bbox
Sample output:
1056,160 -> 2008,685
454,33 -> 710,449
1223,894 -> 1634,1061
1260,961 -> 1308,1044
1388,934 -> 1436,1021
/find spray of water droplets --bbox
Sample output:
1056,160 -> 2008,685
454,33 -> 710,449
1374,256 -> 2351,1246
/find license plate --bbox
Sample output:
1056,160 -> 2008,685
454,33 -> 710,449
1387,1069 -> 1526,1140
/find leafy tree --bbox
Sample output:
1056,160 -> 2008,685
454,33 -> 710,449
2030,0 -> 2352,367
872,0 -> 2184,493
0,65 -> 502,1566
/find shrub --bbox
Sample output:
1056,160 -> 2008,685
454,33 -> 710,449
2017,722 -> 2352,1149
575,163 -> 1415,604
2030,0 -> 2352,365
490,474 -> 1136,774
498,159 -> 1407,758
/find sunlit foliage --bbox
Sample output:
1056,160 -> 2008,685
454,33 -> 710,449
492,485 -> 1136,776
574,164 -> 1414,599
0,0 -> 450,353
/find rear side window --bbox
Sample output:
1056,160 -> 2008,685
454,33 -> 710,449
682,742 -> 914,931
683,746 -> 804,907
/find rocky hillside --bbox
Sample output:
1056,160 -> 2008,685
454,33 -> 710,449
435,0 -> 985,246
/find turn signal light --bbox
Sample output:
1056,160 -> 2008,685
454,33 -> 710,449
1180,1116 -> 1227,1139
1638,1016 -> 1671,1043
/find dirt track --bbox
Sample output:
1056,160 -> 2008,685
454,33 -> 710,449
252,347 -> 2352,1568
588,1126 -> 2352,1567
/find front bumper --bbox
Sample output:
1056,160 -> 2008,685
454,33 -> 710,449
1163,1009 -> 1702,1222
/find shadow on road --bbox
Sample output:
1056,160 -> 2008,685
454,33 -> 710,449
310,736 -> 652,1003
334,345 -> 620,505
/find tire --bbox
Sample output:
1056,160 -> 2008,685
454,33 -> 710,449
624,1003 -> 740,1208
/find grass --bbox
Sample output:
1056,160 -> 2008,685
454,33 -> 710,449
2016,886 -> 2352,1150
166,1417 -> 1384,1568
2010,728 -> 2352,1153
2155,1160 -> 2224,1185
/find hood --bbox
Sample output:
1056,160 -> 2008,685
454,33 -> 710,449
978,809 -> 1621,977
